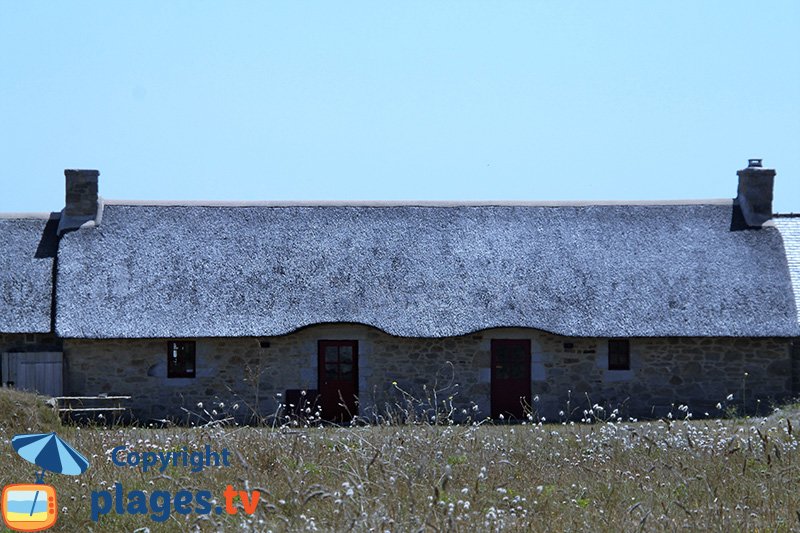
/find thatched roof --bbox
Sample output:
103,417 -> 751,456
775,216 -> 800,326
54,201 -> 799,338
0,214 -> 59,333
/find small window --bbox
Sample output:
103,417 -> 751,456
608,339 -> 630,371
168,341 -> 196,378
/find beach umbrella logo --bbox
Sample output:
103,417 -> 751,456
2,432 -> 90,532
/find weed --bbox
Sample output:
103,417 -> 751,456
1,389 -> 799,531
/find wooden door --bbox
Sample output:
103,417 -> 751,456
2,352 -> 63,396
318,340 -> 358,423
491,340 -> 531,420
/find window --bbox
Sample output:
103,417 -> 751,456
491,339 -> 531,380
608,339 -> 630,371
320,340 -> 356,381
168,341 -> 196,378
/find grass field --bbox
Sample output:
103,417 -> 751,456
1,389 -> 800,532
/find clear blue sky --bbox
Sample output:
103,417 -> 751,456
1,2 -> 798,213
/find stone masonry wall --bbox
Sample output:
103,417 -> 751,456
531,334 -> 792,419
63,326 -> 793,423
0,333 -> 62,354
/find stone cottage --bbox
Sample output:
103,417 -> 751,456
2,161 -> 799,422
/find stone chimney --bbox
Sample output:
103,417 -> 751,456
735,159 -> 775,228
59,169 -> 101,234
65,169 -> 99,217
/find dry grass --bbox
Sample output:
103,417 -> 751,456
0,387 -> 61,434
2,391 -> 800,532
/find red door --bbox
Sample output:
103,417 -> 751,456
491,339 -> 531,420
318,340 -> 358,423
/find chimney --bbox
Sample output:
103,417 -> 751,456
59,169 -> 101,234
65,169 -> 99,217
735,159 -> 775,228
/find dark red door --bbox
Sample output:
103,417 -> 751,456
491,339 -> 531,420
318,340 -> 358,423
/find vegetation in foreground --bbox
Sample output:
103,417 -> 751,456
1,389 -> 799,532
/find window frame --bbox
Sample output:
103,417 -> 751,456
167,340 -> 196,378
318,340 -> 358,383
490,339 -> 532,381
607,339 -> 630,371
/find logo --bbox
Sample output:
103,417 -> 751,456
1,485 -> 57,532
2,433 -> 90,532
89,444 -> 263,524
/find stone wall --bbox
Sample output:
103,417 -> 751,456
62,326 -> 793,423
531,334 -> 792,419
0,333 -> 62,354
62,325 -> 484,423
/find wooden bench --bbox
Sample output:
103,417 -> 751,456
53,395 -> 132,422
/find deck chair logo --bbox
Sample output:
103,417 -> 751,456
2,432 -> 90,532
